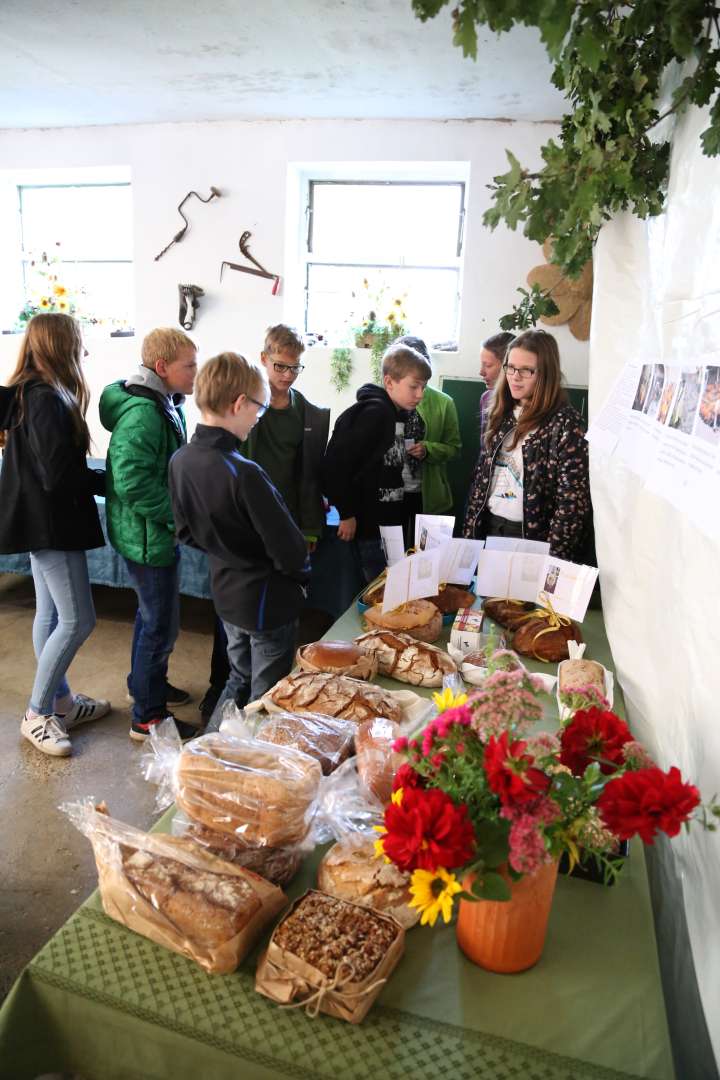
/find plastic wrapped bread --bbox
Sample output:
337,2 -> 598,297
251,671 -> 405,725
172,809 -> 303,887
317,835 -> 419,929
355,717 -> 401,804
354,629 -> 457,687
62,799 -> 287,974
255,709 -> 356,775
175,732 -> 322,847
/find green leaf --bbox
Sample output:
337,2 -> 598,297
575,29 -> 603,74
474,871 -> 512,902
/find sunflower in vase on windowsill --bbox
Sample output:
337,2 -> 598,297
14,248 -> 83,330
351,279 -> 408,382
374,659 -> 719,971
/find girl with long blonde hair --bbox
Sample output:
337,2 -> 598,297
462,329 -> 591,560
0,313 -> 111,757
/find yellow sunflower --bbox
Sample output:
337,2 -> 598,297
56,299 -> 70,312
432,687 -> 468,713
53,283 -> 67,297
38,296 -> 51,309
409,868 -> 462,927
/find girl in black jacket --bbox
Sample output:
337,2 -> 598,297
462,329 -> 592,561
0,313 -> 111,757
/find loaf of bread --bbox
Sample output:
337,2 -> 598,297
261,671 -> 404,725
355,717 -> 401,804
364,599 -> 442,643
178,817 -> 303,887
79,808 -> 287,974
255,709 -> 355,774
512,617 -> 583,662
296,640 -> 377,680
354,630 -> 457,687
482,599 -> 536,630
176,733 -> 322,847
317,837 -> 419,929
558,658 -> 605,693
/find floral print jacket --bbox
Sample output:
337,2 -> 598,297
462,403 -> 592,561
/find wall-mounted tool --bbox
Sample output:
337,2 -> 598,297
178,284 -> 204,330
220,230 -> 280,294
154,186 -> 221,262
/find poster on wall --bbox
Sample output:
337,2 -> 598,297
588,357 -> 720,538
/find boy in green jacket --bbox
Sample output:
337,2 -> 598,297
100,327 -> 198,741
396,335 -> 462,515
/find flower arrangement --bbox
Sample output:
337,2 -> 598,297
15,249 -> 82,329
351,279 -> 408,383
375,660 -> 718,929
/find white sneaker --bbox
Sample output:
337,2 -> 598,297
59,693 -> 111,731
21,712 -> 72,757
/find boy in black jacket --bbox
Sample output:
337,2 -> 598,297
322,344 -> 431,582
169,352 -> 310,716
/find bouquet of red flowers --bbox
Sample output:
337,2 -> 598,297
375,667 -> 718,928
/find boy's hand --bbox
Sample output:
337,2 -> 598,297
337,516 -> 357,541
407,442 -> 427,459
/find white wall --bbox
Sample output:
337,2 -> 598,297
0,117 -> 587,452
590,102 -> 720,1065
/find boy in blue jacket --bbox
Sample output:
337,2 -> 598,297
169,352 -> 310,714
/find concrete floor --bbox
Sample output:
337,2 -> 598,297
0,572 -> 333,1005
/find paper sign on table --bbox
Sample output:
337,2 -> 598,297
382,548 -> 441,613
437,538 -> 484,586
484,537 -> 550,555
414,514 -> 455,550
538,557 -> 598,622
378,525 -> 405,566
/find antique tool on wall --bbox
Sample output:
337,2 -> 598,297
220,230 -> 280,294
178,284 -> 204,330
154,186 -> 221,262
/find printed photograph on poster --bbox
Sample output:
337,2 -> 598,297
656,367 -> 681,425
642,364 -> 665,419
632,364 -> 653,411
668,367 -> 702,434
693,365 -> 720,445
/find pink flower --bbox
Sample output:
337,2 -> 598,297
508,814 -> 549,874
393,736 -> 409,753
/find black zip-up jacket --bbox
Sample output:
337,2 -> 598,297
169,424 -> 310,631
462,403 -> 591,561
0,381 -> 105,555
322,383 -> 409,539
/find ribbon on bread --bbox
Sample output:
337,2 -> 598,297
516,593 -> 573,661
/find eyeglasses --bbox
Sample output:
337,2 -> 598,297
272,362 -> 304,377
248,396 -> 269,417
503,362 -> 538,380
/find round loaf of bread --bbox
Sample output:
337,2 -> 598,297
482,599 -> 537,630
354,629 -> 456,686
176,733 -> 322,847
558,658 -> 605,693
264,671 -> 405,724
363,599 -> 442,643
296,640 -> 377,680
317,837 -> 419,929
512,618 -> 583,662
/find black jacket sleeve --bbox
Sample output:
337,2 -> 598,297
25,388 -> 99,498
239,465 -> 310,581
321,402 -> 388,520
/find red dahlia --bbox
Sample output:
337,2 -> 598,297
484,731 -> 550,807
382,785 -> 475,873
598,766 -> 700,844
560,708 -> 633,775
392,762 -> 424,792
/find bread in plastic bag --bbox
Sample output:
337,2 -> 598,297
171,808 -> 305,888
355,717 -> 401,804
61,798 -> 287,974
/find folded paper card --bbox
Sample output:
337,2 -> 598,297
378,525 -> 405,567
382,548 -> 441,612
414,514 -> 455,551
475,550 -> 599,623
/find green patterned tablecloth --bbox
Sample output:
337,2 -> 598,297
0,609 -> 674,1080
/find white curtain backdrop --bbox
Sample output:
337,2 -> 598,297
589,100 -> 720,1067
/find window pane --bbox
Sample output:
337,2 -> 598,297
306,264 -> 459,349
310,183 -> 463,262
23,259 -> 134,328
20,185 -> 133,261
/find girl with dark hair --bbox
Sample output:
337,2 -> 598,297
462,329 -> 591,560
478,331 -> 515,448
0,313 -> 111,757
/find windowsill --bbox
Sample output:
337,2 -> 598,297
1,329 -> 135,337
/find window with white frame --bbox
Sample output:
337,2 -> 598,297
299,174 -> 466,348
17,181 -> 133,330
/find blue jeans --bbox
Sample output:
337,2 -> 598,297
124,552 -> 180,723
205,618 -> 298,732
29,550 -> 96,715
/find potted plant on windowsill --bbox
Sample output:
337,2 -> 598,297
351,279 -> 408,382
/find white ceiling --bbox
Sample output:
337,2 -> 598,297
0,0 -> 564,129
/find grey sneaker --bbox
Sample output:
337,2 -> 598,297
59,694 -> 111,731
21,712 -> 72,757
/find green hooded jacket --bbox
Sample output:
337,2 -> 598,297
417,384 -> 462,515
99,377 -> 187,567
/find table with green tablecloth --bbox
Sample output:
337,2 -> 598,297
0,606 -> 674,1080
